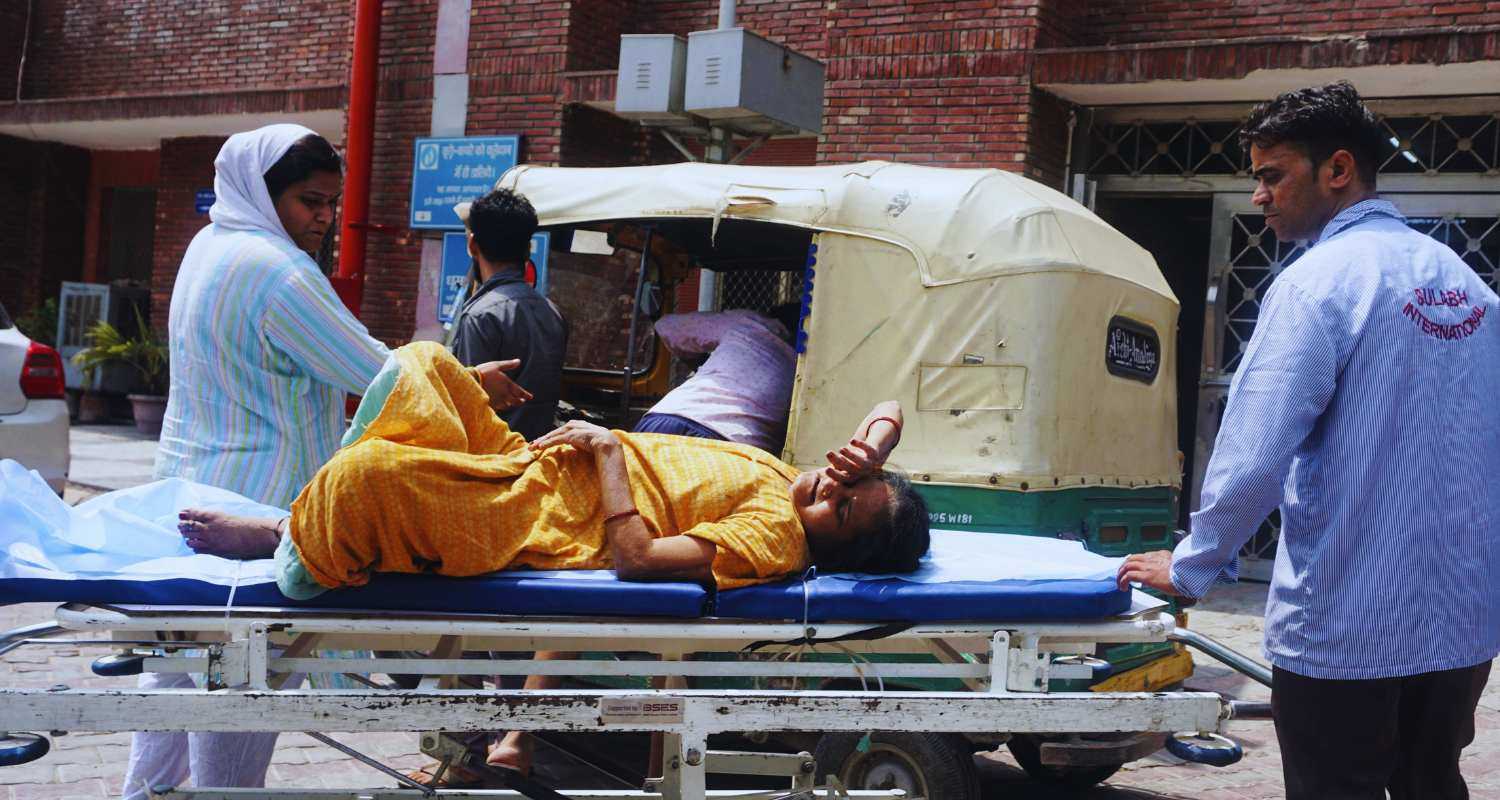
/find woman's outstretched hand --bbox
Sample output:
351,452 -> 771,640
529,420 -> 620,455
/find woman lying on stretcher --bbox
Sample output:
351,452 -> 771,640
178,342 -> 930,599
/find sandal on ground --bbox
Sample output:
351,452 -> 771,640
401,761 -> 492,789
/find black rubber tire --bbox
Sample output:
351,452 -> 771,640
814,732 -> 980,800
1006,734 -> 1123,789
0,733 -> 50,767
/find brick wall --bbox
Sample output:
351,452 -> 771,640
358,0 -> 439,347
1081,1 -> 1500,46
570,0 -> 634,70
0,135 -> 89,321
0,3 -> 28,102
20,0 -> 352,100
823,1 -> 1049,173
151,137 -> 222,331
623,0 -> 1063,177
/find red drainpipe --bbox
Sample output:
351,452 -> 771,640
334,0 -> 383,317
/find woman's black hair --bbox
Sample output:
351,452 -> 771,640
812,470 -> 931,574
1238,80 -> 1385,189
263,134 -> 343,200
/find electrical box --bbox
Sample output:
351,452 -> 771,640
615,34 -> 689,121
683,28 -> 824,135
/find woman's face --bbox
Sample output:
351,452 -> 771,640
272,170 -> 342,254
790,467 -> 891,556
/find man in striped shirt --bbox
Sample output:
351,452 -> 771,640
1119,82 -> 1499,799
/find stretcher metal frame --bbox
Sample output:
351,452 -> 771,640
0,599 -> 1231,799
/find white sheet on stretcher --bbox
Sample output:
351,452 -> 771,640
1,459 -> 1128,589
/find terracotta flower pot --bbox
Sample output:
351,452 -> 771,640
127,394 -> 168,437
77,391 -> 111,424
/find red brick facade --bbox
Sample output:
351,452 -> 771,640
1081,1 -> 1500,45
0,135 -> 88,320
19,0 -> 352,99
2,0 -> 1497,346
149,138 -> 224,332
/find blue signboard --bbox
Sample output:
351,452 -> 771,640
438,232 -> 472,324
530,231 -> 551,297
438,231 -> 551,324
194,189 -> 215,214
409,135 -> 519,230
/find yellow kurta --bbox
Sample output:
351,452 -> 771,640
288,342 -> 808,591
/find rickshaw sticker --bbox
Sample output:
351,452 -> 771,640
1105,317 -> 1160,383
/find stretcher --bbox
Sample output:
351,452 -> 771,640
0,540 -> 1265,800
0,467 -> 1260,799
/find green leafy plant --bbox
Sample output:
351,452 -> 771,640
71,307 -> 169,396
14,298 -> 58,348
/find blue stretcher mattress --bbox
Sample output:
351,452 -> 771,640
0,461 -> 1131,622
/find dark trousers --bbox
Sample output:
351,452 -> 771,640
1272,661 -> 1491,800
632,413 -> 727,441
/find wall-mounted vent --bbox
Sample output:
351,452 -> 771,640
615,34 -> 688,121
683,28 -> 824,136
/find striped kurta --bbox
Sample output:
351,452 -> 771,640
154,225 -> 389,510
1172,200 -> 1500,680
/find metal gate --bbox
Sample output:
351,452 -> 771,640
1198,193 -> 1500,578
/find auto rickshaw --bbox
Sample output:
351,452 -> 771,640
495,160 -> 1206,793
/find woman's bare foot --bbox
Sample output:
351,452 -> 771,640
486,731 -> 533,775
177,508 -> 283,559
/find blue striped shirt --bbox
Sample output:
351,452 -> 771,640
154,226 -> 389,509
1172,199 -> 1500,679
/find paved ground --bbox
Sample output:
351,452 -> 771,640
5,424 -> 1500,798
63,424 -> 162,492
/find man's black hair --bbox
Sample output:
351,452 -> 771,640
1239,80 -> 1385,189
812,471 -> 931,574
468,188 -> 539,266
263,134 -> 343,200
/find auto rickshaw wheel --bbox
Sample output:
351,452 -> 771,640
814,732 -> 979,800
1006,734 -> 1123,788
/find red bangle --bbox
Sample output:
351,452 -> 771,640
865,416 -> 900,436
603,509 -> 640,526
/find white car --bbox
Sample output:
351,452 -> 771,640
0,301 -> 70,494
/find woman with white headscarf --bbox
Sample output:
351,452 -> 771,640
124,124 -> 389,799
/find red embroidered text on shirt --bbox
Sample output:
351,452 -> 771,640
1403,289 -> 1486,341
1412,288 -> 1469,308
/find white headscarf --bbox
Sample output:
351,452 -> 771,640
208,123 -> 319,241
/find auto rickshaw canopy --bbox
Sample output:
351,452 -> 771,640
500,162 -> 1182,492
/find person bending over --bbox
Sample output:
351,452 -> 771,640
634,307 -> 798,453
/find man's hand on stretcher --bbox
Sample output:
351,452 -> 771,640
529,421 -> 716,584
1116,550 -> 1182,596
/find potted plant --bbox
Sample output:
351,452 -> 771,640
71,308 -> 170,435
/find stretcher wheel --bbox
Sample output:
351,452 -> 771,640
1165,732 -> 1242,767
814,732 -> 980,800
0,733 -> 49,767
1007,734 -> 1123,789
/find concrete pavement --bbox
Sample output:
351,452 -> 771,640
65,424 -> 161,494
5,426 -> 1500,798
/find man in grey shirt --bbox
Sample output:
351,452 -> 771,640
451,189 -> 567,441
